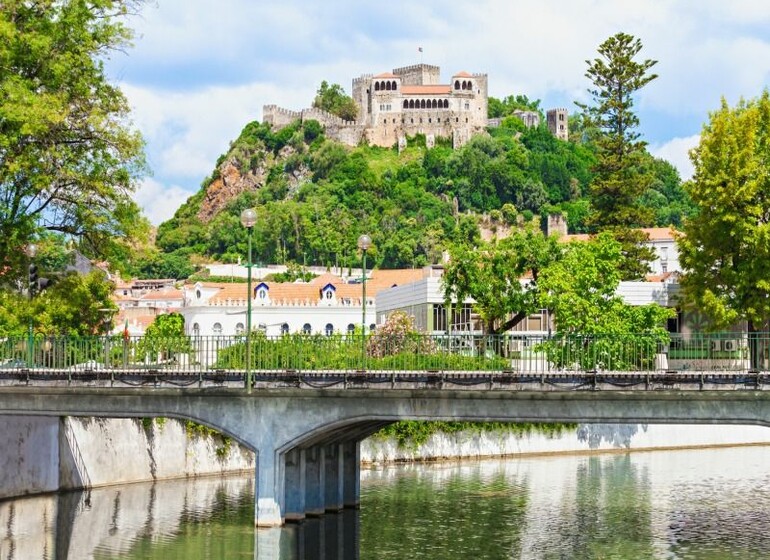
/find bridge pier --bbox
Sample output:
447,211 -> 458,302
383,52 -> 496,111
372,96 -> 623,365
342,441 -> 360,508
283,448 -> 306,522
255,449 -> 284,527
324,442 -> 345,512
304,446 -> 326,516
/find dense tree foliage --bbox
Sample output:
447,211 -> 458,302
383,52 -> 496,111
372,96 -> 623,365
312,81 -> 358,121
0,0 -> 148,282
153,89 -> 689,275
0,271 -> 116,336
539,233 -> 673,335
578,32 -> 659,279
679,91 -> 770,334
442,227 -> 562,334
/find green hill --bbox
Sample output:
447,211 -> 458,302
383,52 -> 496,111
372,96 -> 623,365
145,112 -> 691,277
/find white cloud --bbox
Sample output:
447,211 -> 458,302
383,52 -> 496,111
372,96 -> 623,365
134,178 -> 195,225
649,135 -> 700,181
105,0 -> 770,222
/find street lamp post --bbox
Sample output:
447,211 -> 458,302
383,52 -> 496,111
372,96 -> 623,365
357,234 -> 371,371
26,244 -> 37,368
240,208 -> 257,392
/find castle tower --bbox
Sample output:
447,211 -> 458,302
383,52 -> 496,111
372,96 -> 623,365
547,108 -> 569,141
392,64 -> 440,85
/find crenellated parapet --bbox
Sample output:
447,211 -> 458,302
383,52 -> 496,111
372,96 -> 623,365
263,105 -> 302,128
301,107 -> 356,127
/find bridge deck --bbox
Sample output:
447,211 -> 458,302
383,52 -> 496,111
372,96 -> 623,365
0,368 -> 767,392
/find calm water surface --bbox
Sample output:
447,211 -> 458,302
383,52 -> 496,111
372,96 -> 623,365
4,445 -> 770,559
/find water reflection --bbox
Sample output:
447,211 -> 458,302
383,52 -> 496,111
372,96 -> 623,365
4,446 -> 770,559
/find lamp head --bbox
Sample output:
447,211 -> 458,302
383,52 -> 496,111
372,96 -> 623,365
357,234 -> 372,251
240,208 -> 257,228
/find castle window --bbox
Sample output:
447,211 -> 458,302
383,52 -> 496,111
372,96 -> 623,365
456,117 -> 459,122
403,100 -> 408,109
454,80 -> 460,90
391,80 -> 397,90
464,102 -> 469,110
410,118 -> 414,123
420,118 -> 422,123
462,80 -> 467,90
466,118 -> 469,123
444,99 -> 449,109
420,99 -> 426,109
432,99 -> 438,109
559,113 -> 565,121
385,81 -> 391,91
409,99 -> 415,109
374,82 -> 380,91
393,119 -> 396,123
428,118 -> 432,123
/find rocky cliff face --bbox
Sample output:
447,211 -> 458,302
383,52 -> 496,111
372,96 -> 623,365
197,159 -> 262,223
196,146 -> 310,224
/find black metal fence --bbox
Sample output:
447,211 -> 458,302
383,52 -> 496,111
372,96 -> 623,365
0,332 -> 767,376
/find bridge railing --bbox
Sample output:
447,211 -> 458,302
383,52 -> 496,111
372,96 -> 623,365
0,332 -> 767,375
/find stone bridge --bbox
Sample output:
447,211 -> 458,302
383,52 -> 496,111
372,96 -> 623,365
2,379 -> 770,526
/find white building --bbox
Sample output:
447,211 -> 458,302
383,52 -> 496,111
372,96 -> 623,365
180,269 -> 428,337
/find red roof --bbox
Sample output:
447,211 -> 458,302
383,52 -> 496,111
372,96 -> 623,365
373,72 -> 398,79
453,71 -> 472,78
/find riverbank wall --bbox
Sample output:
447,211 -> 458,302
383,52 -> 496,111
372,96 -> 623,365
360,423 -> 770,463
0,416 -> 254,499
4,416 -> 770,500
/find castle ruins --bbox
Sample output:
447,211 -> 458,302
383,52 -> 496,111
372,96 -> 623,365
263,64 -> 568,148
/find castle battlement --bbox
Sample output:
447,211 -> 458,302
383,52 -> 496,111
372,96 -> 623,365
392,63 -> 441,75
301,107 -> 355,127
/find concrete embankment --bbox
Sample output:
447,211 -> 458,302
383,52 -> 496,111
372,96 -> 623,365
3,416 -> 770,499
0,416 -> 254,499
361,423 -> 770,463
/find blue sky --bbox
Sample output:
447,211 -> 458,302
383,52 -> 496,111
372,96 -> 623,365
106,0 -> 770,224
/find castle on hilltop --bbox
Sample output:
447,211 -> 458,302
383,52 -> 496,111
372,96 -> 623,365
263,64 -> 568,149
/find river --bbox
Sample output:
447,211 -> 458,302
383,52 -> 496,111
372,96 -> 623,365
4,444 -> 770,559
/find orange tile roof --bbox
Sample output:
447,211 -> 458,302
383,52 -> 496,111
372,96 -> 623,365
561,227 -> 679,243
205,269 -> 429,306
401,85 -> 452,95
140,289 -> 183,301
373,72 -> 397,79
453,71 -> 472,77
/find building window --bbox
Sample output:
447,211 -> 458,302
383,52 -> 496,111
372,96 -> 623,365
454,80 -> 460,90
196,289 -> 201,299
347,323 -> 355,334
235,322 -> 244,335
325,323 -> 334,336
213,322 -> 222,335
369,323 -> 376,332
302,323 -> 311,334
192,323 -> 200,336
281,323 -> 289,335
257,288 -> 267,300
325,290 -> 333,299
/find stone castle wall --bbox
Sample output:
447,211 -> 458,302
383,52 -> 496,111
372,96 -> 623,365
264,64 -> 563,149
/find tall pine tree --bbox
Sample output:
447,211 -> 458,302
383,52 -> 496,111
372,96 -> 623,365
578,32 -> 658,280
